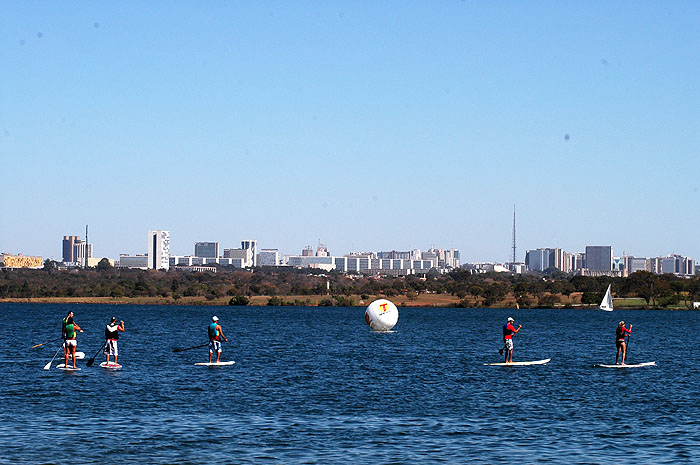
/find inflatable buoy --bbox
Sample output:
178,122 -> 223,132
365,299 -> 398,331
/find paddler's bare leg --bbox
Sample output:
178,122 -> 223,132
70,345 -> 77,369
620,343 -> 626,365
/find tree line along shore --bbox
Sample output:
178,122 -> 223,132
1,261 -> 699,309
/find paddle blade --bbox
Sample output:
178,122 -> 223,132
86,358 -> 96,367
43,361 -> 52,370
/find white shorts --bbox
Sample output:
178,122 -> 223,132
104,340 -> 118,356
65,339 -> 77,348
504,339 -> 513,350
209,340 -> 221,353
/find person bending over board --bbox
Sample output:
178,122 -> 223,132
616,321 -> 632,365
63,316 -> 83,369
502,317 -> 522,363
104,317 -> 125,365
208,316 -> 228,363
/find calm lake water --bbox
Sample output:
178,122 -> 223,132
1,303 -> 699,464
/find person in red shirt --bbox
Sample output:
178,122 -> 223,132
502,317 -> 522,363
616,321 -> 632,364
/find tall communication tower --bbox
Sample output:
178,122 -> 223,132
85,224 -> 89,269
511,205 -> 516,264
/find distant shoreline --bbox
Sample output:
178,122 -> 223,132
0,296 -> 689,310
0,295 -> 459,307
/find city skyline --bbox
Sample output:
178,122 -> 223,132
18,227 -> 700,270
3,3 -> 700,262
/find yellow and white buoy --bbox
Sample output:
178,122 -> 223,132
364,299 -> 399,331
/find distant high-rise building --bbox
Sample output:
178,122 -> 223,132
660,255 -> 696,276
223,248 -> 253,267
194,242 -> 219,258
148,230 -> 170,270
626,257 -> 647,274
258,249 -> 279,267
585,246 -> 613,272
421,250 -> 439,268
544,248 -> 566,272
565,252 -> 584,272
648,257 -> 662,274
62,235 -> 92,266
526,249 -> 549,272
682,257 -> 696,276
445,249 -> 458,268
241,240 -> 257,266
661,256 -> 677,274
63,236 -> 78,262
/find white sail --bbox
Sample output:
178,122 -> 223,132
598,284 -> 613,311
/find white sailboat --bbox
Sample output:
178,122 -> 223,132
598,284 -> 613,311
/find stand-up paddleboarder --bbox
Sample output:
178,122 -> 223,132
616,321 -> 632,365
502,317 -> 522,363
208,316 -> 228,363
104,317 -> 125,366
63,316 -> 83,369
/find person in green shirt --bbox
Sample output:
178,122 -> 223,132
61,311 -> 73,342
63,316 -> 83,369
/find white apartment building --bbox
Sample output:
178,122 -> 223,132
170,256 -> 245,268
241,240 -> 257,266
148,230 -> 170,270
223,248 -> 253,268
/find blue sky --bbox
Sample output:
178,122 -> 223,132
2,2 -> 699,262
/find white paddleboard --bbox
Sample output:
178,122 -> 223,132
194,361 -> 236,366
486,358 -> 551,366
595,361 -> 656,368
69,352 -> 85,360
55,364 -> 81,371
100,362 -> 122,369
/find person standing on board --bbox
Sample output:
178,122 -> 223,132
502,317 -> 522,363
616,321 -> 632,365
208,316 -> 228,363
63,316 -> 83,369
104,317 -> 125,366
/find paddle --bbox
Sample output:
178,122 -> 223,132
173,342 -> 209,353
43,344 -> 64,370
86,342 -> 107,367
33,337 -> 63,349
625,325 -> 632,363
